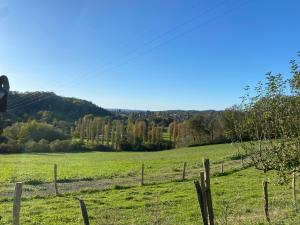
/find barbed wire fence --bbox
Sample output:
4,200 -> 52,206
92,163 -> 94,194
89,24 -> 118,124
1,156 -> 299,224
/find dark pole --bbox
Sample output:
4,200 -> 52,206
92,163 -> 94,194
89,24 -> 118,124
0,75 -> 10,134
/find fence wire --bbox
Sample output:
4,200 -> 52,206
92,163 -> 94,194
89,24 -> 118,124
1,157 -> 299,225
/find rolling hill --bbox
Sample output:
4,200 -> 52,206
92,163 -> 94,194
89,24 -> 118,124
5,91 -> 112,124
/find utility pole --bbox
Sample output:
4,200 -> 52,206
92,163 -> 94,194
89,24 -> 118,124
0,75 -> 10,134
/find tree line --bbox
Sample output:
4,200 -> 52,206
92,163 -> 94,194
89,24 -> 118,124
168,111 -> 226,148
0,105 -> 237,153
72,115 -> 172,151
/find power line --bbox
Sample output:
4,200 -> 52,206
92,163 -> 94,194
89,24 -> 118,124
8,0 -> 230,110
8,0 -> 250,112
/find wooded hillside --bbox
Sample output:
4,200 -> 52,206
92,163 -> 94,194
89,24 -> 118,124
5,91 -> 112,124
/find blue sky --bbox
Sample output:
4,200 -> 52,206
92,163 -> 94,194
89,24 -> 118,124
0,0 -> 299,110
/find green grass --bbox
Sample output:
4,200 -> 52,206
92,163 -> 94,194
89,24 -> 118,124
0,143 -> 236,184
0,143 -> 299,224
0,168 -> 299,224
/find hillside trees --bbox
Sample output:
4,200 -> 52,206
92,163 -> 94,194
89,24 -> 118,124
7,92 -> 112,123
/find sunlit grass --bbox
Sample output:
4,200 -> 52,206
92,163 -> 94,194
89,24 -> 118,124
0,144 -> 298,224
0,144 -> 237,184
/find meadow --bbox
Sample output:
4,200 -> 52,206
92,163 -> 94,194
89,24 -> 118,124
0,144 -> 237,184
0,144 -> 299,224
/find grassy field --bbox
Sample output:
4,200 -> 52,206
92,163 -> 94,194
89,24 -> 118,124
0,144 -> 237,184
0,144 -> 299,224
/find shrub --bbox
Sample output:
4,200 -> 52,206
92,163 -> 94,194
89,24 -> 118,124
49,140 -> 83,152
88,144 -> 112,151
0,141 -> 23,153
118,141 -> 135,151
0,136 -> 8,144
3,120 -> 68,143
118,140 -> 173,152
25,139 -> 50,152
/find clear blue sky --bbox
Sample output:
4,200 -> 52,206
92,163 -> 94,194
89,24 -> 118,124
0,0 -> 299,110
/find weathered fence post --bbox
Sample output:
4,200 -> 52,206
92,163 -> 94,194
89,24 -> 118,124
292,172 -> 297,211
141,164 -> 144,186
12,182 -> 23,225
194,181 -> 209,225
203,158 -> 214,225
182,162 -> 187,181
263,181 -> 270,223
54,164 -> 59,195
220,163 -> 224,173
78,198 -> 90,225
200,172 -> 208,221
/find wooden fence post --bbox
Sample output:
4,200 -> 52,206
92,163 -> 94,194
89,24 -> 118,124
263,181 -> 270,223
12,182 -> 23,225
182,162 -> 187,181
54,164 -> 59,195
141,164 -> 144,186
200,172 -> 208,221
292,172 -> 297,211
220,163 -> 224,173
203,158 -> 214,225
194,181 -> 209,225
78,198 -> 90,225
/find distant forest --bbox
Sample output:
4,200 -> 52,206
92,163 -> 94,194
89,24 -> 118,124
0,91 -> 231,153
7,91 -> 111,123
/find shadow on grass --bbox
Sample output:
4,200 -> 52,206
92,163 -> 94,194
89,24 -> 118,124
58,177 -> 95,183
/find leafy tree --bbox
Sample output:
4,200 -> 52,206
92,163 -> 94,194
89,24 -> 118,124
3,120 -> 67,144
221,106 -> 245,142
25,139 -> 50,152
188,114 -> 209,144
237,73 -> 288,173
